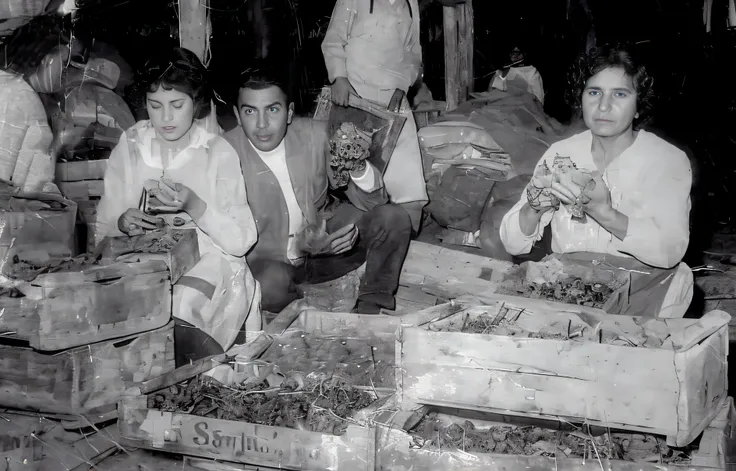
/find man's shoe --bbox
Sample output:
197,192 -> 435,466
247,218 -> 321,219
351,299 -> 382,315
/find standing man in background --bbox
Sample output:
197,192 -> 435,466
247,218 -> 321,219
322,0 -> 428,233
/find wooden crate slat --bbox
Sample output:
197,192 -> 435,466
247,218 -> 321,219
56,160 -> 108,182
0,321 -> 175,416
59,180 -> 105,200
0,263 -> 172,351
118,396 -> 376,471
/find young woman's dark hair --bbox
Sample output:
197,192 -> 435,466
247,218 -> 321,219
565,45 -> 655,127
138,47 -> 212,119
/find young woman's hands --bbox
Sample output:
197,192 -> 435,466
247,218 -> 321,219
117,208 -> 163,235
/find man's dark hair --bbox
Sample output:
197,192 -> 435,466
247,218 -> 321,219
138,47 -> 212,119
237,62 -> 292,104
566,45 -> 655,127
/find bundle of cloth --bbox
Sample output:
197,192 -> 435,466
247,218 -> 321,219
25,39 -> 136,163
418,120 -> 508,234
417,77 -> 574,252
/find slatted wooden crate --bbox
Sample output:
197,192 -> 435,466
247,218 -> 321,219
56,160 -> 108,251
0,260 -> 172,351
118,310 -> 400,470
0,230 -> 197,351
0,193 -> 78,262
397,298 -> 730,447
375,396 -> 736,471
0,321 -> 175,418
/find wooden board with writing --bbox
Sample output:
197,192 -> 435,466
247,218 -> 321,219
118,396 -> 376,471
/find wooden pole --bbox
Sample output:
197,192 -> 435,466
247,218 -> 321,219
463,0 -> 474,94
443,6 -> 459,111
178,0 -> 208,61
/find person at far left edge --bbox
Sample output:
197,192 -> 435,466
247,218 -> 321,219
224,64 -> 413,315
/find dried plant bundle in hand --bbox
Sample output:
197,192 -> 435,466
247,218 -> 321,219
328,122 -> 372,187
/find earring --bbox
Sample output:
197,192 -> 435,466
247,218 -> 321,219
635,113 -> 639,119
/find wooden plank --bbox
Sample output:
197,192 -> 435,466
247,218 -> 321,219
398,308 -> 730,447
443,6 -> 459,111
55,160 -> 107,182
0,412 -> 120,471
118,397 -> 376,471
179,0 -> 209,62
185,457 -> 282,470
135,333 -> 273,396
76,198 -> 99,224
400,327 -> 680,435
463,1 -> 474,94
289,309 -> 401,337
0,321 -> 175,416
673,326 -> 730,446
0,262 -> 171,350
456,2 -> 473,103
58,180 -> 105,200
401,241 -> 513,291
36,270 -> 172,350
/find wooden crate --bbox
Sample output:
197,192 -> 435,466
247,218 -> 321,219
397,298 -> 730,447
117,311 -> 399,470
58,179 -> 105,201
118,397 -> 376,471
0,411 -> 120,471
56,160 -> 108,182
96,228 -> 200,284
375,396 -> 736,471
400,241 -> 513,297
258,309 -> 401,390
0,193 -> 78,261
0,259 -> 172,351
0,321 -> 175,417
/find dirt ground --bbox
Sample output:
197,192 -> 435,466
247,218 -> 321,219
149,375 -> 378,436
411,413 -> 694,464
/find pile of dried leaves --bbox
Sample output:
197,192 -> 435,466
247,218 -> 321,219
497,277 -> 614,308
411,414 -> 693,464
148,375 -> 377,436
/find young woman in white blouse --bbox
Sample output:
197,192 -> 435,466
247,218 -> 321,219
95,48 -> 261,365
500,46 -> 693,318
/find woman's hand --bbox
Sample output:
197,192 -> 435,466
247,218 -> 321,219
548,172 -> 613,219
146,179 -> 206,218
117,208 -> 163,235
331,77 -> 356,107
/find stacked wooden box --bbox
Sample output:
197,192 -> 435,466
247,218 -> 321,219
55,159 -> 107,252
0,230 -> 198,426
117,310 -> 400,471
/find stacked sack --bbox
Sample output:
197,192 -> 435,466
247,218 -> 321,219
418,121 -> 510,233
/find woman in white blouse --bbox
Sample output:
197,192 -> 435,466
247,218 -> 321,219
95,48 -> 261,364
500,46 -> 693,318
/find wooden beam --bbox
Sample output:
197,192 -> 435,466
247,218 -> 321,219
462,1 -> 474,94
443,6 -> 459,111
179,0 -> 209,61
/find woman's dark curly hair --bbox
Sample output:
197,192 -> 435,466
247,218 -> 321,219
137,47 -> 212,120
565,45 -> 655,128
